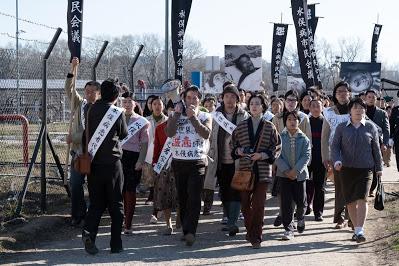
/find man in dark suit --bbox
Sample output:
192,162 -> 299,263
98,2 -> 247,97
365,89 -> 390,196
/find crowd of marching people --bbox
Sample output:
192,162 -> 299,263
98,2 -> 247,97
64,57 -> 395,254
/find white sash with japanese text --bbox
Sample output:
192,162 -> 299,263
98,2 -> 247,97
120,116 -> 149,146
81,99 -> 87,129
171,111 -> 211,160
153,137 -> 173,174
323,107 -> 350,145
88,105 -> 123,159
212,111 -> 236,135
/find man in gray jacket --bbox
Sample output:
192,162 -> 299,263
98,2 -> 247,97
365,89 -> 389,196
203,84 -> 249,236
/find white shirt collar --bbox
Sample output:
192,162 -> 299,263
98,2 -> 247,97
346,117 -> 366,127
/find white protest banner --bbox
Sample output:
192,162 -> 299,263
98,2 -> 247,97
88,105 -> 123,159
153,137 -> 173,174
212,111 -> 236,135
120,116 -> 149,146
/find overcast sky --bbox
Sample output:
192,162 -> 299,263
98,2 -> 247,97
1,0 -> 398,66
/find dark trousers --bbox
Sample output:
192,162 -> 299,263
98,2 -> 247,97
307,164 -> 326,217
83,160 -> 124,250
333,169 -> 349,223
70,158 -> 87,220
121,150 -> 141,229
395,136 -> 399,172
172,160 -> 206,236
280,177 -> 306,232
240,182 -> 267,244
202,189 -> 214,213
369,169 -> 378,195
217,163 -> 240,227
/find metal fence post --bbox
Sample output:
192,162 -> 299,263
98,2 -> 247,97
129,45 -> 144,92
91,41 -> 109,81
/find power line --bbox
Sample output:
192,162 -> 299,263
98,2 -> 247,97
0,32 -> 49,45
0,11 -> 104,43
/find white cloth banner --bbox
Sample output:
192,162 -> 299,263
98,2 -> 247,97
88,105 -> 123,159
81,99 -> 87,129
153,137 -> 173,174
323,107 -> 350,145
171,112 -> 211,160
120,116 -> 149,146
212,111 -> 236,135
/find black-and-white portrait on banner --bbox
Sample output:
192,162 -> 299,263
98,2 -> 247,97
202,71 -> 226,94
340,62 -> 381,93
224,45 -> 262,91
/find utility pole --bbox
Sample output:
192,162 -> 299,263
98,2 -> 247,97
164,0 -> 169,81
16,0 -> 20,114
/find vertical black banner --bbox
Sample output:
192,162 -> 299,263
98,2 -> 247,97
271,24 -> 288,91
67,0 -> 83,61
371,24 -> 382,63
291,0 -> 322,89
307,4 -> 317,36
171,0 -> 193,82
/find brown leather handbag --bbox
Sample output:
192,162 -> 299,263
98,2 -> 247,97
231,122 -> 265,191
74,107 -> 92,175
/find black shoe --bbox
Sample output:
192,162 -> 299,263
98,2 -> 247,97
273,215 -> 282,227
351,234 -> 358,241
202,210 -> 211,215
228,225 -> 239,236
70,218 -> 82,227
82,231 -> 99,255
111,247 -> 123,253
356,234 -> 366,243
297,219 -> 305,234
315,215 -> 324,222
305,207 -> 312,215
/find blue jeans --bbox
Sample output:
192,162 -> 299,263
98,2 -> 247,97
70,163 -> 87,220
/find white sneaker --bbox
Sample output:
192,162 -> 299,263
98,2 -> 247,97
239,213 -> 244,221
282,230 -> 294,240
150,215 -> 158,224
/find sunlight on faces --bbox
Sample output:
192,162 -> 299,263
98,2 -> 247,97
310,100 -> 323,117
249,97 -> 263,117
151,98 -> 164,116
203,100 -> 216,113
84,85 -> 100,103
184,90 -> 200,108
366,92 -> 377,106
271,100 -> 283,115
335,86 -> 351,104
350,103 -> 366,121
122,97 -> 135,113
301,95 -> 312,110
286,113 -> 299,132
285,96 -> 298,112
223,93 -> 238,110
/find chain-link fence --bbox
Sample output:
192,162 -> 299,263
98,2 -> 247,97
0,31 -> 162,222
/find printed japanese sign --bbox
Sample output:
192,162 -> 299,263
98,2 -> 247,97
340,62 -> 382,93
171,0 -> 193,82
371,24 -> 382,63
224,45 -> 262,91
171,113 -> 210,160
291,0 -> 322,89
154,138 -> 173,174
67,0 -> 83,61
271,24 -> 288,91
120,116 -> 149,146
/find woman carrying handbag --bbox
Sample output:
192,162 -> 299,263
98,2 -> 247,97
232,93 -> 281,249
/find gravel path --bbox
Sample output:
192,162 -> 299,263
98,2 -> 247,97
3,161 -> 398,266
